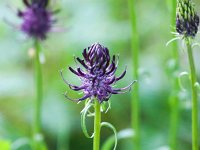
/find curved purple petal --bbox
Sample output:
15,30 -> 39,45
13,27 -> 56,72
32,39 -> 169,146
64,92 -> 91,102
77,68 -> 87,77
106,62 -> 116,75
112,81 -> 137,92
105,77 -> 116,85
60,70 -> 80,88
69,67 -> 80,76
76,57 -> 88,69
82,48 -> 89,62
116,68 -> 127,81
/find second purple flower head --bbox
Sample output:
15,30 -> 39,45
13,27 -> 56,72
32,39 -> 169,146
18,0 -> 55,40
61,43 -> 136,103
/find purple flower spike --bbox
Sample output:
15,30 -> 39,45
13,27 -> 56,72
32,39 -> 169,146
176,0 -> 199,37
61,43 -> 136,103
18,0 -> 55,40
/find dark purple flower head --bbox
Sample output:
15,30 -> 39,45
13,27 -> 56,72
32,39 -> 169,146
176,0 -> 199,37
61,43 -> 136,103
18,0 -> 55,40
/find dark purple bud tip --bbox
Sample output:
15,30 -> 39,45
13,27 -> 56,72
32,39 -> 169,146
176,0 -> 199,37
61,43 -> 136,103
18,0 -> 55,40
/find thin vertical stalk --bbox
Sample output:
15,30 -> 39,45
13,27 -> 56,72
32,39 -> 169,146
33,40 -> 43,150
168,0 -> 180,150
128,0 -> 140,149
185,38 -> 198,150
170,0 -> 178,64
93,100 -> 101,150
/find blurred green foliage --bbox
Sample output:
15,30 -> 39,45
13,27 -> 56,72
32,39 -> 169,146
0,140 -> 11,150
0,0 -> 200,150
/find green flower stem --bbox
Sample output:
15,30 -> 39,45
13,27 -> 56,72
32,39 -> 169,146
128,0 -> 140,149
185,38 -> 199,150
33,40 -> 43,149
93,100 -> 101,150
169,0 -> 180,150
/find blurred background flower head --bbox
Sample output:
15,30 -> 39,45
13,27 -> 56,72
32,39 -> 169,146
17,0 -> 55,40
176,0 -> 199,37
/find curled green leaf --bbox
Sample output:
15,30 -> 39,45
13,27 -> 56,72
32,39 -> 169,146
81,100 -> 94,138
192,42 -> 200,48
102,128 -> 134,150
166,37 -> 181,46
178,71 -> 189,91
101,101 -> 111,113
101,122 -> 117,150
